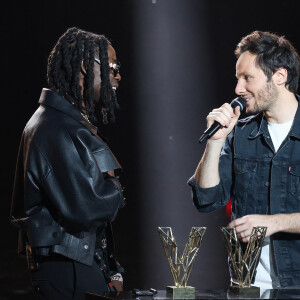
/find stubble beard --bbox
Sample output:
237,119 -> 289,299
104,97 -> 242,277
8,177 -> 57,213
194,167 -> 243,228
247,80 -> 279,115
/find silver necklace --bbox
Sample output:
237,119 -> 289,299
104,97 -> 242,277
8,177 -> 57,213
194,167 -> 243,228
81,112 -> 91,123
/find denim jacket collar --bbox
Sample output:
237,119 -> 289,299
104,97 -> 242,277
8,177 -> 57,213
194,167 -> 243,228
289,94 -> 300,139
248,113 -> 265,140
248,94 -> 300,140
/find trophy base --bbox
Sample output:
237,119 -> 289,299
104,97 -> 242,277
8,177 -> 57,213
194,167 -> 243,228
228,285 -> 260,298
166,286 -> 195,299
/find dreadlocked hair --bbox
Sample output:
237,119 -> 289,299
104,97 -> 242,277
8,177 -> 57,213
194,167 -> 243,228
47,27 -> 119,124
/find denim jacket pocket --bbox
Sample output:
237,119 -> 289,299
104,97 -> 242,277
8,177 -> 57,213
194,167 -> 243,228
233,159 -> 257,193
288,164 -> 300,200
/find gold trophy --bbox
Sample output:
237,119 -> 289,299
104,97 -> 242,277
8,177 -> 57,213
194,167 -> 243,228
220,226 -> 267,298
157,227 -> 206,299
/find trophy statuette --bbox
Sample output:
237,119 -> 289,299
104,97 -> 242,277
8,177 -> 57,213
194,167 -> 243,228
157,227 -> 206,299
221,226 -> 267,298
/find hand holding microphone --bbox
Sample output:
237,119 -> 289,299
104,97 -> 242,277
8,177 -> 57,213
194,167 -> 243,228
199,97 -> 246,144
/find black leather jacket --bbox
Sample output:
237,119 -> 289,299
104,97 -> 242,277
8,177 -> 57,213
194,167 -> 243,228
11,89 -> 125,267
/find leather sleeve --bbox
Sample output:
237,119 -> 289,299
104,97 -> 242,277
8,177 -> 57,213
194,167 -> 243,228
27,125 -> 125,232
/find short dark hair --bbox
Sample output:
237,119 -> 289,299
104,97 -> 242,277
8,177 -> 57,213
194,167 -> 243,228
235,31 -> 300,93
47,27 -> 118,124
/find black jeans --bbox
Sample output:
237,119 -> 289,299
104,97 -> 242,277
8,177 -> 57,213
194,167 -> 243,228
31,255 -> 108,300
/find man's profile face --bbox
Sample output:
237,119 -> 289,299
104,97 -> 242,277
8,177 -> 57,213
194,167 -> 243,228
235,51 -> 278,115
93,44 -> 121,104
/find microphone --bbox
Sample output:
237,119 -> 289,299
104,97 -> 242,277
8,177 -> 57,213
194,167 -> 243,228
198,97 -> 246,144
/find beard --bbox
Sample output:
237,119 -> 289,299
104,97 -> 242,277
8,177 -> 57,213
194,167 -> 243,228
246,79 -> 279,115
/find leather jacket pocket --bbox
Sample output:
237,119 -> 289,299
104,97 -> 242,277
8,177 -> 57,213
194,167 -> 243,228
233,159 -> 257,193
289,164 -> 300,200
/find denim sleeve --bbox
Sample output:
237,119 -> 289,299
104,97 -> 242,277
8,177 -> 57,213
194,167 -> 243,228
187,132 -> 234,213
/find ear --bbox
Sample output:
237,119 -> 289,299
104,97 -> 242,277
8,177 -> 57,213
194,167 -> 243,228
81,60 -> 87,75
273,68 -> 288,86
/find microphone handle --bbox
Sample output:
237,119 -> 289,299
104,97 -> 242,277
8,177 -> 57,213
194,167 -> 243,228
198,121 -> 221,144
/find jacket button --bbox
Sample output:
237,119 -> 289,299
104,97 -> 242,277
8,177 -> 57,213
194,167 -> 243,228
52,232 -> 57,238
84,245 -> 89,250
265,182 -> 269,187
268,153 -> 273,158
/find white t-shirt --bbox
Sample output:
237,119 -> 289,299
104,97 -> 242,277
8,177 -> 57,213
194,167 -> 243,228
267,120 -> 293,152
253,119 -> 293,291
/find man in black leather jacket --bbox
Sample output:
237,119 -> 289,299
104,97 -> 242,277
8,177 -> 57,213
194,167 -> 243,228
11,28 -> 125,299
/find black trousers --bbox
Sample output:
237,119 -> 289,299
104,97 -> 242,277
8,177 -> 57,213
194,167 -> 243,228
31,255 -> 109,300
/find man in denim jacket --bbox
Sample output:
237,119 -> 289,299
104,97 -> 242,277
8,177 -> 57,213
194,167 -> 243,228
188,31 -> 300,288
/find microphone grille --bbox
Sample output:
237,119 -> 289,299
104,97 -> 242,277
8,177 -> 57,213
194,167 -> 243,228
231,97 -> 246,111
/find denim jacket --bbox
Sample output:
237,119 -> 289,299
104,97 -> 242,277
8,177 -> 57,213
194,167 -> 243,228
188,95 -> 300,287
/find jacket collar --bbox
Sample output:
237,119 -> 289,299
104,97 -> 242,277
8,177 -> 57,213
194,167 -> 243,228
38,88 -> 99,135
248,113 -> 267,139
248,94 -> 300,140
289,94 -> 300,139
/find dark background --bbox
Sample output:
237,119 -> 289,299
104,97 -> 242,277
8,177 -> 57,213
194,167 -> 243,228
2,0 -> 300,298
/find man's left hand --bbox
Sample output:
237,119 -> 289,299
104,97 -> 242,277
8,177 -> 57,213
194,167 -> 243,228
111,280 -> 123,291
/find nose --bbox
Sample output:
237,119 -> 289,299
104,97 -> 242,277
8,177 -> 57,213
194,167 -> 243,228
115,72 -> 121,81
235,79 -> 246,96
